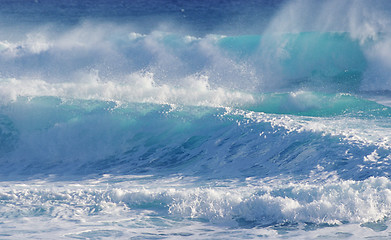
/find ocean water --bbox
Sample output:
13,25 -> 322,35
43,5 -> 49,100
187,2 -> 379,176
2,0 -> 391,239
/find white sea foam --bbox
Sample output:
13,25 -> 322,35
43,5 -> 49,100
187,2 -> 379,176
1,176 -> 391,239
0,73 -> 255,107
230,108 -> 391,150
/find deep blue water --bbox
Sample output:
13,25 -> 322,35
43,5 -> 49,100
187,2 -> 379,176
0,0 -> 285,35
1,0 -> 391,239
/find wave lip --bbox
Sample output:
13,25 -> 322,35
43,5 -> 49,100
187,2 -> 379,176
245,91 -> 391,117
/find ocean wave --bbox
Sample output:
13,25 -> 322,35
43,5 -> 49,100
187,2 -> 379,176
0,98 -> 390,181
2,0 -> 391,238
0,24 -> 386,94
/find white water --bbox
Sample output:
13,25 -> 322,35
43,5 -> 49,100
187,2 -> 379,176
1,176 -> 391,239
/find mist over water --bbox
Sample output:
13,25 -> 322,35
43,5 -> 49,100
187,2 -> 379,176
1,0 -> 391,100
2,0 -> 391,239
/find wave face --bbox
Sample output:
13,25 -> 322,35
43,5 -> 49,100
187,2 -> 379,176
2,0 -> 391,239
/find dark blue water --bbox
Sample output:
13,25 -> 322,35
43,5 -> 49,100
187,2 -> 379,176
0,0 -> 285,35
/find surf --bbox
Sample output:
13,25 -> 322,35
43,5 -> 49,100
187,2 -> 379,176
1,0 -> 391,239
